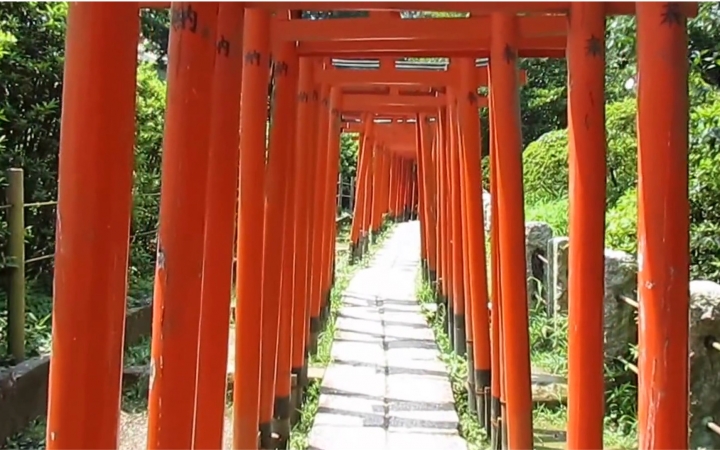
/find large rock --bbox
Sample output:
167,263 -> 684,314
602,249 -> 637,362
525,222 -> 553,305
689,280 -> 720,450
545,242 -> 638,364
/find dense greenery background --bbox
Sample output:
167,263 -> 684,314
0,3 -> 719,365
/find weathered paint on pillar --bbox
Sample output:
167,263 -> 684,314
273,27 -> 300,448
192,4 -> 244,448
46,3 -> 139,448
147,3 -> 219,448
458,57 -> 492,426
490,13 -> 534,448
489,85 -> 504,445
233,8 -> 271,450
258,40 -> 298,449
290,58 -> 314,404
636,3 -> 690,449
448,92 -> 467,357
566,3 -> 607,449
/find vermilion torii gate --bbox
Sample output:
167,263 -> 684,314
48,3 -> 695,450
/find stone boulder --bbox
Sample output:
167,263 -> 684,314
689,280 -> 720,450
546,236 -> 569,317
602,249 -> 638,362
525,221 -> 553,305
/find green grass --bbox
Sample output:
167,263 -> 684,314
288,220 -> 394,450
525,197 -> 569,237
416,276 -> 639,450
415,279 -> 487,450
527,287 -> 638,449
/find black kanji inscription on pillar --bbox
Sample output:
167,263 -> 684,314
170,3 -> 198,33
503,44 -> 516,64
244,50 -> 261,66
467,91 -> 477,105
274,61 -> 289,77
585,34 -> 603,58
311,90 -> 319,101
660,3 -> 683,26
298,91 -> 309,103
216,35 -> 230,57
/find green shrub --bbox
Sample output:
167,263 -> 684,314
604,89 -> 720,281
129,63 -> 167,282
605,186 -> 637,254
522,129 -> 568,205
525,197 -> 569,237
687,89 -> 720,281
522,98 -> 638,207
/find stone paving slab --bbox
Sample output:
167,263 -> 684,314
308,222 -> 466,450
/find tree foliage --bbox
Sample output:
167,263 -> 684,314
522,4 -> 720,282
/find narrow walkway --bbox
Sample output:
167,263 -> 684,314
309,222 -> 466,450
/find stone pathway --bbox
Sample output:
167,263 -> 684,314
308,221 -> 466,450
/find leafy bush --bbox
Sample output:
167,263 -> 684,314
129,63 -> 167,282
605,186 -> 637,254
522,130 -> 568,205
526,197 -> 569,237
522,98 -> 638,207
604,89 -> 720,281
0,2 -> 67,281
0,4 -> 168,362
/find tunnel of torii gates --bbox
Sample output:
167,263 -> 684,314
49,2 -> 694,450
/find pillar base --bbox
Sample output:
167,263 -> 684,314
440,292 -> 449,335
466,342 -> 476,415
289,370 -> 302,426
501,402 -> 508,450
308,316 -> 321,356
475,369 -> 491,434
331,259 -> 336,287
453,314 -> 466,357
299,361 -> 309,393
259,421 -> 274,450
273,395 -> 291,450
319,293 -> 330,331
491,396 -> 502,450
447,303 -> 455,350
349,242 -> 358,265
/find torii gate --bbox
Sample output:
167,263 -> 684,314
48,4 -> 697,450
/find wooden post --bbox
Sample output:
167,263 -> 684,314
146,3 -> 219,448
6,168 -> 25,363
636,3 -> 690,448
566,3 -> 607,449
46,3 -> 139,448
491,13 -> 534,449
192,4 -> 244,449
234,8 -> 272,450
259,40 -> 297,450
